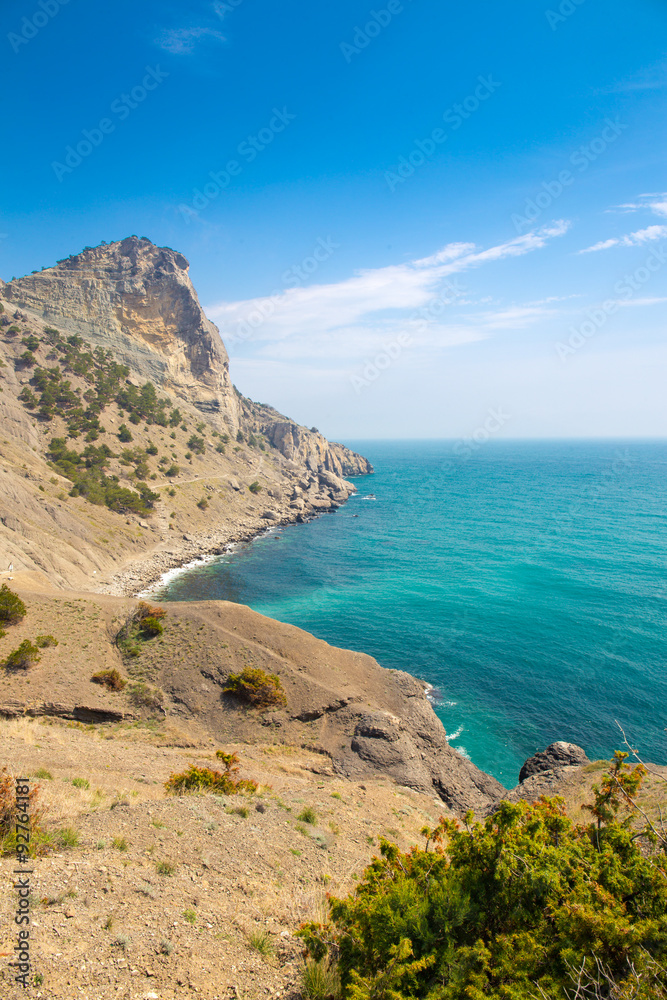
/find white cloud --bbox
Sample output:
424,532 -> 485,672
156,25 -> 226,54
616,297 -> 667,309
606,193 -> 667,218
578,224 -> 667,254
156,3 -> 230,54
206,222 -> 570,360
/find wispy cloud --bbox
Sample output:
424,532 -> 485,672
205,223 -> 570,362
578,224 -> 667,254
606,193 -> 667,218
579,194 -> 667,252
155,2 -> 229,54
156,26 -> 226,54
599,59 -> 667,94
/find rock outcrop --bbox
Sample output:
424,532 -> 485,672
497,741 -> 591,809
240,399 -> 373,477
0,586 -> 504,815
1,237 -> 372,478
1,237 -> 239,429
519,741 -> 590,783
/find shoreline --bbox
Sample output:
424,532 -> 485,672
97,505 -> 334,599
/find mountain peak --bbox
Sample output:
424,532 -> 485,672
3,236 -> 236,425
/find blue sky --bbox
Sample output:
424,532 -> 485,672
2,0 -> 666,439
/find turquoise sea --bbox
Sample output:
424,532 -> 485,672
153,441 -> 667,787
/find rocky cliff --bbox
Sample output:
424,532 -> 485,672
0,237 -> 371,592
1,238 -> 238,428
0,237 -> 371,477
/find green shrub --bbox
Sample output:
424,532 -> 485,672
183,908 -> 197,924
139,616 -> 163,638
187,434 -> 205,455
297,806 -> 317,825
215,443 -> 225,454
4,640 -> 41,670
118,424 -> 132,442
71,778 -> 89,790
223,666 -> 286,708
299,754 -> 667,1000
165,464 -> 179,477
164,751 -> 257,796
146,442 -> 158,455
91,668 -> 126,691
112,836 -> 128,851
196,497 -> 209,510
0,584 -> 26,625
35,634 -> 58,648
248,480 -> 262,494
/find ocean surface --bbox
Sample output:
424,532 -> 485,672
152,440 -> 667,787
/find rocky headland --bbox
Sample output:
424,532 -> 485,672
0,237 -> 370,596
0,237 -> 646,997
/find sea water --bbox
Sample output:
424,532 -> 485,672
153,440 -> 667,787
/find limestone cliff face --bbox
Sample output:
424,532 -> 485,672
2,237 -> 240,430
2,237 -> 372,476
241,400 -> 373,477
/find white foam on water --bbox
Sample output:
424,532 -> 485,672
446,726 -> 464,741
138,549 -> 230,597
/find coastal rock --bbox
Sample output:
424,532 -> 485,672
0,237 -> 373,591
2,237 -> 239,431
519,741 -> 590,783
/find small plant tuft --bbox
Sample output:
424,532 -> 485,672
35,634 -> 58,648
247,927 -> 274,957
91,668 -> 126,691
302,957 -> 341,1000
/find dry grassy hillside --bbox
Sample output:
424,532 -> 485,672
0,302 -> 363,595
